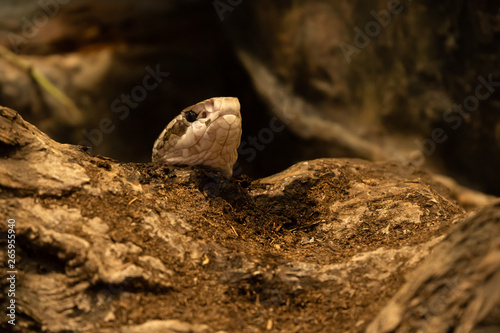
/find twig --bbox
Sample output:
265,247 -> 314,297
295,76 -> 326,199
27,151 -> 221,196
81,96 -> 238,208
0,45 -> 84,126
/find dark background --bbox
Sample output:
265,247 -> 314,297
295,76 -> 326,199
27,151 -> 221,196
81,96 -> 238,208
0,0 -> 499,194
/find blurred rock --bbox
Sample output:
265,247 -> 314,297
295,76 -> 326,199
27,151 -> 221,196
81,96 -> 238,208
225,0 -> 500,194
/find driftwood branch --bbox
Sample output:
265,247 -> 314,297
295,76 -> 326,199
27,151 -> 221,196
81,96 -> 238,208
367,203 -> 500,333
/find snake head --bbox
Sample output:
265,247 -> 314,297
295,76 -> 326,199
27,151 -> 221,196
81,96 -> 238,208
152,97 -> 242,177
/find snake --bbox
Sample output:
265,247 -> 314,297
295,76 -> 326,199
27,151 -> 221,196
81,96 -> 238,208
152,97 -> 242,177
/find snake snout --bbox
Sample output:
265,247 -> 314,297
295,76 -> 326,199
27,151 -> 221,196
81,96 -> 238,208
222,114 -> 238,126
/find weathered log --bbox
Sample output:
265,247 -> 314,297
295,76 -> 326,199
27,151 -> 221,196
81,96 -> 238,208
0,106 -> 498,332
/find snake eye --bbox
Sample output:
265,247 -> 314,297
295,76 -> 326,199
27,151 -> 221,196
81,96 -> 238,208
184,111 -> 198,122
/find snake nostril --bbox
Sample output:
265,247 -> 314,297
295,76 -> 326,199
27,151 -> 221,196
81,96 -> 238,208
198,111 -> 208,119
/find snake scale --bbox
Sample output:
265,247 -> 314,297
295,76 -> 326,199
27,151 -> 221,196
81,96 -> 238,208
152,97 -> 242,177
